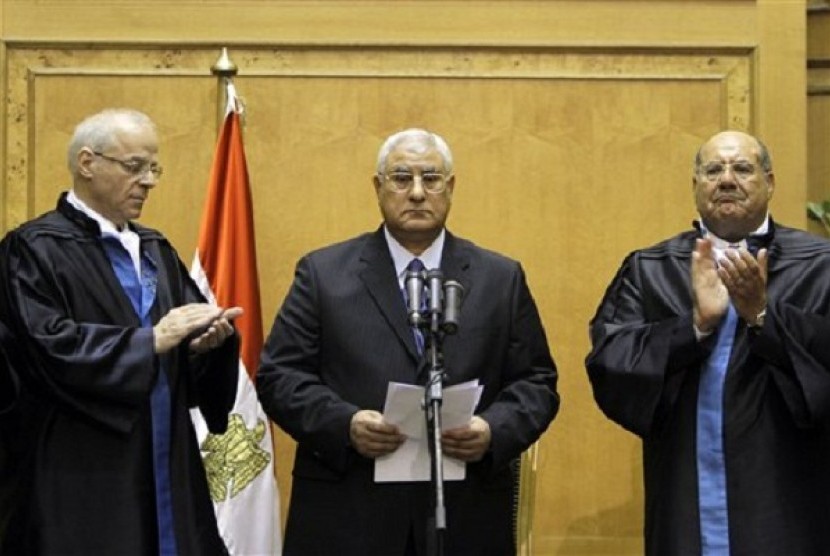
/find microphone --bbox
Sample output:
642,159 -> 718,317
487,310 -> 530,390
426,269 -> 444,318
442,280 -> 464,334
405,268 -> 425,327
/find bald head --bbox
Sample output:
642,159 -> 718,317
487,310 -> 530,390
68,108 -> 160,227
67,109 -> 156,175
694,131 -> 772,175
692,130 -> 775,241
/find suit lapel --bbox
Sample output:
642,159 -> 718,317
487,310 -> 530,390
358,229 -> 474,365
440,232 -> 473,303
358,229 -> 421,362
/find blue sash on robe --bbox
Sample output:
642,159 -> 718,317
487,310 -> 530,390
102,237 -> 178,556
696,303 -> 738,555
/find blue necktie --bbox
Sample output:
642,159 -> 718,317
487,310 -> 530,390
696,303 -> 738,555
404,258 -> 425,354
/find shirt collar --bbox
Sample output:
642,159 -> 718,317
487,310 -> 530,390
67,189 -> 130,238
697,213 -> 769,243
67,189 -> 141,273
383,226 -> 445,287
697,213 -> 770,260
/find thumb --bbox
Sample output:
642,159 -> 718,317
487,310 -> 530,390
221,306 -> 244,320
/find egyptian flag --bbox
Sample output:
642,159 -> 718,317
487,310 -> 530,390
190,79 -> 282,555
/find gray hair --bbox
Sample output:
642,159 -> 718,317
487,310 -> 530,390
376,128 -> 454,175
67,109 -> 156,173
694,133 -> 773,174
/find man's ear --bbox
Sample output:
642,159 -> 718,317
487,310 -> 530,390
445,175 -> 456,198
77,148 -> 96,179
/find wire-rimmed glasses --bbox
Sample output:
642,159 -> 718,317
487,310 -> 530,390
93,151 -> 163,179
380,171 -> 449,194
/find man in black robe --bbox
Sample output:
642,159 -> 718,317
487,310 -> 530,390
586,130 -> 830,555
0,319 -> 20,541
0,109 -> 242,555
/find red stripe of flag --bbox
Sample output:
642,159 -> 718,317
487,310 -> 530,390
196,109 -> 263,376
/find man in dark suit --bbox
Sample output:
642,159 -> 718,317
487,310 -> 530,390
257,128 -> 559,555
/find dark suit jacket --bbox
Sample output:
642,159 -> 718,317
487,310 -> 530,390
257,227 -> 558,556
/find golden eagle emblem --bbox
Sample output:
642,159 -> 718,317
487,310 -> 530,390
201,414 -> 271,502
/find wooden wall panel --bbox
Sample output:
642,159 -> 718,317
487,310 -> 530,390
809,4 -> 830,60
5,48 -> 221,246
808,92 -> 830,203
809,6 -> 830,231
757,0 -> 807,223
2,0 -> 758,48
1,2 -> 808,555
808,72 -> 830,217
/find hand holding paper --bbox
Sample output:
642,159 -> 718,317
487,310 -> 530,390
441,415 -> 491,462
374,380 -> 483,482
350,409 -> 406,458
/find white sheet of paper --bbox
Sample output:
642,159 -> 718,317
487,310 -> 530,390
374,380 -> 483,483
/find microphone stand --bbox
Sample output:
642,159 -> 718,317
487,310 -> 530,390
423,311 -> 446,556
417,271 -> 463,556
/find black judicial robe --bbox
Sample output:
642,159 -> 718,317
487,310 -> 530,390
586,220 -> 830,556
0,319 -> 21,541
0,195 -> 238,555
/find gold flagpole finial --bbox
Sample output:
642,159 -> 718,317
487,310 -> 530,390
212,47 -> 238,77
211,48 -> 240,127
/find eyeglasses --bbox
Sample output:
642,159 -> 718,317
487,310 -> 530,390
93,151 -> 163,179
698,161 -> 760,183
380,171 -> 449,194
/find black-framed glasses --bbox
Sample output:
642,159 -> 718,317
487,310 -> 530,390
698,161 -> 759,183
93,151 -> 163,179
380,171 -> 449,194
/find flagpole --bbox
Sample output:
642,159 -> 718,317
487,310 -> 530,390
212,47 -> 238,125
196,48 -> 283,555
